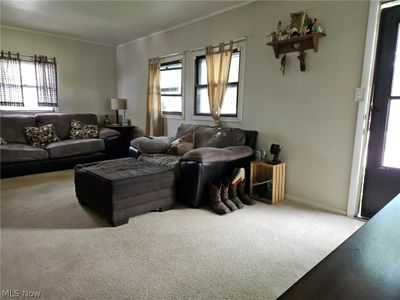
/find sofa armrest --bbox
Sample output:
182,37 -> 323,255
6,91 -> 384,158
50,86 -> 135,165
182,146 -> 254,163
130,136 -> 173,154
99,127 -> 121,139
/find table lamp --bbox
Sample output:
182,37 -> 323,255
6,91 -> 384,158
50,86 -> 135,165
111,98 -> 127,125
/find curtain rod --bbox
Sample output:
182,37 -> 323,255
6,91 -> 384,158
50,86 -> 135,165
190,37 -> 247,52
1,50 -> 56,61
157,37 -> 247,59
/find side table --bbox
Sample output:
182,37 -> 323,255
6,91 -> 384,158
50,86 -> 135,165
249,161 -> 286,204
103,125 -> 136,157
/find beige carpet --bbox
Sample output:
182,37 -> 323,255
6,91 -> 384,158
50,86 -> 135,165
1,170 -> 363,300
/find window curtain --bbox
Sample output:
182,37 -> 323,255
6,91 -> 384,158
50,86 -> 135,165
205,41 -> 233,124
145,58 -> 163,136
34,55 -> 58,107
0,51 -> 24,107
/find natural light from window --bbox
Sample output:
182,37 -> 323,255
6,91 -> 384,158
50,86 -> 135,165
195,51 -> 240,116
0,61 -> 53,111
160,60 -> 182,115
382,24 -> 400,168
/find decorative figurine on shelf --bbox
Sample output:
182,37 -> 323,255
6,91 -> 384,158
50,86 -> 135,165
267,31 -> 278,42
311,18 -> 318,32
290,11 -> 306,35
303,14 -> 313,35
281,24 -> 292,40
276,21 -> 283,40
289,27 -> 300,38
269,144 -> 282,165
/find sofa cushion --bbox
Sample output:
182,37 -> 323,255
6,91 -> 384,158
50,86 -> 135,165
45,139 -> 105,159
99,127 -> 120,139
0,114 -> 36,144
0,143 -> 49,163
138,153 -> 181,169
131,136 -> 173,154
24,124 -> 60,147
167,131 -> 195,155
194,126 -> 246,148
182,146 -> 253,163
35,113 -> 98,140
69,119 -> 99,139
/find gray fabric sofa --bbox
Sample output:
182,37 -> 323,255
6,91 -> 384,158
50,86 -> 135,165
129,124 -> 258,208
0,113 -> 121,178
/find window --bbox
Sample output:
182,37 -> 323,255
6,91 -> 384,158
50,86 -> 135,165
194,49 -> 240,117
160,59 -> 183,115
0,52 -> 57,111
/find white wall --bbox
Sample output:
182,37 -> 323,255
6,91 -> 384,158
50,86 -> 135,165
117,1 -> 369,212
1,27 -> 117,118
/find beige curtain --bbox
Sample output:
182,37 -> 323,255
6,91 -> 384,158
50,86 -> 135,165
206,41 -> 233,124
145,58 -> 163,136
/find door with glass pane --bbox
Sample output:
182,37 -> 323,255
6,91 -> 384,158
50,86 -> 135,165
361,5 -> 400,218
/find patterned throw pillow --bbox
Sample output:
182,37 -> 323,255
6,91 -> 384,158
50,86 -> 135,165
0,137 -> 7,145
69,119 -> 99,139
166,131 -> 195,155
24,124 -> 60,147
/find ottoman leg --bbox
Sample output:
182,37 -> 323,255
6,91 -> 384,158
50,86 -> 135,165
158,204 -> 174,212
111,218 -> 129,227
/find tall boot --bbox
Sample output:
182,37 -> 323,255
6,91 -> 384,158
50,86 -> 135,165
228,182 -> 244,209
221,180 -> 238,211
237,181 -> 256,205
209,182 -> 230,215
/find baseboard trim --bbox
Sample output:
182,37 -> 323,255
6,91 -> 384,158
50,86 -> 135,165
285,194 -> 347,215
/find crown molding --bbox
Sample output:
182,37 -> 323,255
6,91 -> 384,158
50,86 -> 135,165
0,25 -> 115,48
117,1 -> 255,48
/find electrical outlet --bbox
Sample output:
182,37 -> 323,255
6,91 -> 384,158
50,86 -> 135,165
354,87 -> 365,102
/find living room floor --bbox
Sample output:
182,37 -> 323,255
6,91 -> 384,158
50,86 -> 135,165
1,170 -> 363,300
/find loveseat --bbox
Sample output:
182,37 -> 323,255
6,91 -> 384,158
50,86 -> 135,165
0,113 -> 121,178
129,124 -> 257,208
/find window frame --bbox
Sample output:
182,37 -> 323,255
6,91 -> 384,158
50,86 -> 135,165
160,56 -> 184,119
189,41 -> 246,124
194,48 -> 240,118
0,54 -> 58,112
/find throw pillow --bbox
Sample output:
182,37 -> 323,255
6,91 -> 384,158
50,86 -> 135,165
69,119 -> 99,139
24,124 -> 60,147
167,131 -> 195,155
0,137 -> 7,145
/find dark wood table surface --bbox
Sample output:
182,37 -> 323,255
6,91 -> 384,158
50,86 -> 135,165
279,193 -> 400,300
103,125 -> 137,157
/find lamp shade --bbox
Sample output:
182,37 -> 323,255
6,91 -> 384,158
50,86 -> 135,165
111,98 -> 127,110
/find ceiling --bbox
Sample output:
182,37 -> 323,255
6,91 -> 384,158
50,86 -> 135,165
1,1 -> 248,47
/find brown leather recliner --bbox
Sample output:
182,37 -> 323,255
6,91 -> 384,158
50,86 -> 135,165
129,124 -> 257,208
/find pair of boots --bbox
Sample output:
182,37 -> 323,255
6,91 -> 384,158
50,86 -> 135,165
209,179 -> 255,215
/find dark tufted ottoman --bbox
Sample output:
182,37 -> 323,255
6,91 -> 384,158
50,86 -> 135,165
74,158 -> 175,226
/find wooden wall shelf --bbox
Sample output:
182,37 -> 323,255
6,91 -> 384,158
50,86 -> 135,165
266,33 -> 326,58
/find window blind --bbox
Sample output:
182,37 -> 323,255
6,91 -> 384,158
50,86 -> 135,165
0,51 -> 24,107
